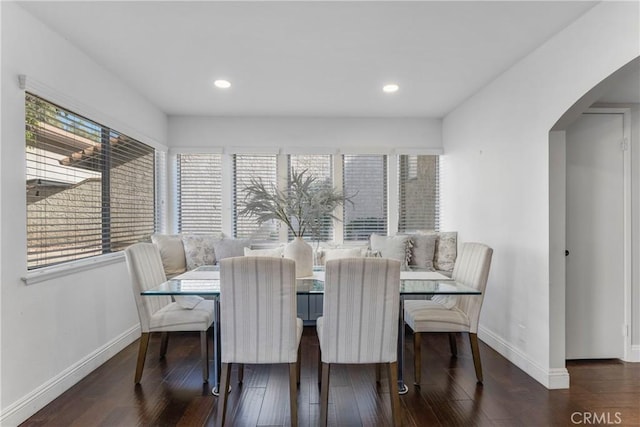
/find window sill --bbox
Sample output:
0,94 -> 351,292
22,252 -> 125,285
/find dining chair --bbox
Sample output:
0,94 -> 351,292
404,242 -> 493,384
217,256 -> 303,427
124,243 -> 215,384
317,257 -> 402,427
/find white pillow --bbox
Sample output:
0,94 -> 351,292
369,234 -> 412,267
213,238 -> 251,261
407,233 -> 437,270
323,247 -> 363,263
151,234 -> 186,277
174,295 -> 204,309
244,247 -> 284,257
418,230 -> 457,272
431,295 -> 457,309
182,234 -> 222,270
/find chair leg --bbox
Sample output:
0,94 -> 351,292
387,362 -> 402,427
135,333 -> 150,384
289,362 -> 298,427
449,333 -> 458,357
320,362 -> 330,427
375,363 -> 382,384
238,364 -> 244,384
200,331 -> 209,383
297,346 -> 302,385
469,333 -> 483,383
218,362 -> 231,426
413,332 -> 421,386
159,332 -> 169,358
317,346 -> 322,387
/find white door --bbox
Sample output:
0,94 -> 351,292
566,112 -> 625,360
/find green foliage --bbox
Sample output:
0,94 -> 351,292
238,169 -> 353,239
26,93 -> 102,149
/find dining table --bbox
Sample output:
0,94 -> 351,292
141,265 -> 481,395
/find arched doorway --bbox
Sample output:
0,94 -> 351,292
549,57 -> 639,374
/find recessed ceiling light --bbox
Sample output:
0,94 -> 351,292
214,79 -> 231,89
383,83 -> 399,93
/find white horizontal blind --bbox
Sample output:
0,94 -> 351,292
289,154 -> 333,241
233,154 -> 278,241
343,154 -> 387,240
177,153 -> 222,233
398,155 -> 440,232
25,93 -> 155,269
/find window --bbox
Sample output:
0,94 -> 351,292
170,151 -> 441,244
289,154 -> 334,241
177,153 -> 222,233
343,154 -> 387,240
398,155 -> 440,232
233,154 -> 278,241
25,93 -> 156,269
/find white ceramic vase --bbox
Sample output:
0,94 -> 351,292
284,237 -> 313,278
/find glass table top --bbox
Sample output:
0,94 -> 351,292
141,265 -> 480,296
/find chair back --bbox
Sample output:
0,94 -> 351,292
320,258 -> 401,364
219,256 -> 298,364
125,243 -> 171,333
451,242 -> 493,333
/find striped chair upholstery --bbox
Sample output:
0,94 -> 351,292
316,257 -> 402,427
217,256 -> 303,427
125,243 -> 215,384
404,242 -> 493,384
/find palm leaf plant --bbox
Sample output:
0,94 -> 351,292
239,169 -> 352,240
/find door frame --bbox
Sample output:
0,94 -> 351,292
568,107 -> 633,361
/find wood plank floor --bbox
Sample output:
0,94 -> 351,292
21,327 -> 640,426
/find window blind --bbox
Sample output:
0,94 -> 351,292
177,153 -> 222,233
398,155 -> 440,232
25,93 -> 155,269
343,154 -> 387,240
289,154 -> 334,241
233,154 -> 278,241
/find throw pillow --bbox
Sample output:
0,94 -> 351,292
181,233 -> 221,270
407,233 -> 437,270
244,246 -> 284,257
151,234 -> 186,277
323,247 -> 363,263
213,238 -> 251,261
418,230 -> 457,272
431,295 -> 457,309
174,295 -> 204,309
369,233 -> 412,267
434,231 -> 457,272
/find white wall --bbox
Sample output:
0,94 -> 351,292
168,116 -> 442,152
0,3 -> 167,425
441,1 -> 639,388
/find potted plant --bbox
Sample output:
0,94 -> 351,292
239,168 -> 351,277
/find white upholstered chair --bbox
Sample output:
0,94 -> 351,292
317,258 -> 402,427
125,243 -> 215,384
404,242 -> 493,384
217,256 -> 303,427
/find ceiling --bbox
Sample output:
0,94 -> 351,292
18,1 -> 616,118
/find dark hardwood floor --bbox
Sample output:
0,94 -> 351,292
21,327 -> 640,426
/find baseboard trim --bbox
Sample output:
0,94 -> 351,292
629,345 -> 640,362
478,326 -> 570,389
0,325 -> 140,426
